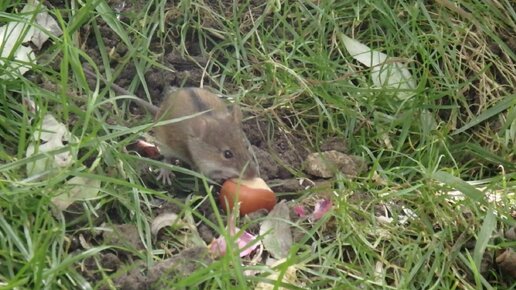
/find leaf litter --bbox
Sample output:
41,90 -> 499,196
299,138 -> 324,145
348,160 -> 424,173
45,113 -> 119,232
0,0 -> 62,79
339,34 -> 416,100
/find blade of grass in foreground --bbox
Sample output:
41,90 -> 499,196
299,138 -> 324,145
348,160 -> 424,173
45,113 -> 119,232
473,209 -> 496,272
431,171 -> 484,203
452,94 -> 516,135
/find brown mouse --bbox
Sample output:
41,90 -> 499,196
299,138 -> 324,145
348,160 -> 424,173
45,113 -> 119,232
152,87 -> 259,181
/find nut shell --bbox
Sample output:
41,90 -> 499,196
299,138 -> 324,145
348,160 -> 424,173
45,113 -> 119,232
219,178 -> 276,215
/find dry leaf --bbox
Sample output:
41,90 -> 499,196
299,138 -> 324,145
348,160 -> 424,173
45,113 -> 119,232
31,9 -> 63,49
26,114 -> 76,177
255,258 -> 299,290
0,21 -> 35,78
340,34 -> 416,100
0,1 -> 62,79
51,176 -> 101,210
22,97 -> 37,114
260,201 -> 292,259
36,114 -> 72,142
151,212 -> 181,236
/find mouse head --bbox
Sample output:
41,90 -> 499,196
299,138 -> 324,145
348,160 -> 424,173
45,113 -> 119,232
187,105 -> 259,181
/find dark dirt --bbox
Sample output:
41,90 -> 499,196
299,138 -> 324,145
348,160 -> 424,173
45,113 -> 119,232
97,247 -> 212,290
243,117 -> 311,180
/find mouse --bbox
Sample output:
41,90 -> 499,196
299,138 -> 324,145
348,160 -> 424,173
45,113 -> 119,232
152,87 -> 259,181
83,69 -> 259,181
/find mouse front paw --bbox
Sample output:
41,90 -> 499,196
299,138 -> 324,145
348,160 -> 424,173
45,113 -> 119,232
157,167 -> 175,185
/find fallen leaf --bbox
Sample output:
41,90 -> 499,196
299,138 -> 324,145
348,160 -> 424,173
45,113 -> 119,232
371,62 -> 416,100
375,202 -> 417,226
0,22 -> 32,50
151,212 -> 180,236
340,34 -> 416,100
255,258 -> 299,290
0,20 -> 35,78
260,201 -> 292,259
36,114 -> 72,142
373,261 -> 385,284
0,1 -> 62,79
341,35 -> 387,67
26,114 -> 76,177
51,176 -> 101,211
398,207 -> 418,225
31,7 -> 63,49
22,97 -> 37,114
25,138 -> 74,177
376,215 -> 393,225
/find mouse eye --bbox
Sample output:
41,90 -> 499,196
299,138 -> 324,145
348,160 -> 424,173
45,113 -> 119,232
223,150 -> 234,159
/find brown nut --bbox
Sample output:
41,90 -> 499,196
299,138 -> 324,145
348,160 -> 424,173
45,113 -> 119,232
219,178 -> 276,216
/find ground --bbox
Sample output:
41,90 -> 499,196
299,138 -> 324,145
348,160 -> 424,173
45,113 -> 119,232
0,0 -> 515,289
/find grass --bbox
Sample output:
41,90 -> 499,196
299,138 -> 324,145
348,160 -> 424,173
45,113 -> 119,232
1,0 -> 515,289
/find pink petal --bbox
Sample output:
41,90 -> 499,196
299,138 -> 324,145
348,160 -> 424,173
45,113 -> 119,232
293,205 -> 306,217
312,199 -> 332,220
208,237 -> 227,257
208,227 -> 259,258
237,230 -> 258,257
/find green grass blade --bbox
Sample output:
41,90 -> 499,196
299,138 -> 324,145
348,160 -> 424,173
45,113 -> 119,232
431,171 -> 484,203
473,209 -> 496,272
452,94 -> 516,135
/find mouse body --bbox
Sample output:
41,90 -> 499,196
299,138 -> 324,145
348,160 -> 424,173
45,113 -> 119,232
153,88 -> 258,181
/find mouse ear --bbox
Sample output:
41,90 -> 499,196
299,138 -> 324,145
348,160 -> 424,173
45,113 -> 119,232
230,104 -> 243,123
189,117 -> 208,137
